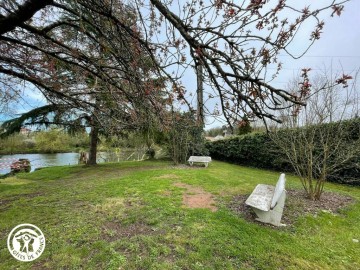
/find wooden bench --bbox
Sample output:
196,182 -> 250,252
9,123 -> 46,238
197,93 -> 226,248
245,173 -> 286,226
188,156 -> 212,167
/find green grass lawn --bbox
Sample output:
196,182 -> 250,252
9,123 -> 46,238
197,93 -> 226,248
0,160 -> 359,269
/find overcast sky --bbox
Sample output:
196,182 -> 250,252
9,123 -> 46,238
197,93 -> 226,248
202,0 -> 360,129
273,0 -> 360,88
2,0 -> 359,129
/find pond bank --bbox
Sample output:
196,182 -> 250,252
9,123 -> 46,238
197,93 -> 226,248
0,149 -> 149,174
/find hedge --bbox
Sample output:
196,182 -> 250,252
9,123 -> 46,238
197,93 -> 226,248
206,118 -> 360,186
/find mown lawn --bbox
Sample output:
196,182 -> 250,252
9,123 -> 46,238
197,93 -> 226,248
0,160 -> 359,269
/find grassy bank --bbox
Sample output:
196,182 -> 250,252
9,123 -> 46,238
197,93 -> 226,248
0,130 -> 89,155
0,160 -> 359,269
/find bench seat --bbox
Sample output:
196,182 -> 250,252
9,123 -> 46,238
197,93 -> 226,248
245,184 -> 275,212
188,156 -> 212,167
245,173 -> 286,226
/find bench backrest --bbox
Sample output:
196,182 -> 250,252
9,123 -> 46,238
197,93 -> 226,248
188,156 -> 212,162
270,173 -> 286,208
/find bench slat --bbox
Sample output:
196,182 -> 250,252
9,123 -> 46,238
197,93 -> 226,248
271,173 -> 286,208
245,184 -> 274,212
188,156 -> 212,162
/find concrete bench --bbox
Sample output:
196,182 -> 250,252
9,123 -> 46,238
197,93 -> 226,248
188,156 -> 212,167
245,173 -> 286,226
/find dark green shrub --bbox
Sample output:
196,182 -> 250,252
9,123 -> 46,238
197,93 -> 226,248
206,132 -> 288,170
207,118 -> 360,186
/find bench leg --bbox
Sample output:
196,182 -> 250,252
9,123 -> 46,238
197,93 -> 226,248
189,162 -> 193,166
204,162 -> 208,168
252,191 -> 286,227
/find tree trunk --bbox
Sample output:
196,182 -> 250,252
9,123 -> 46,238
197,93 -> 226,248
196,60 -> 204,127
87,125 -> 99,165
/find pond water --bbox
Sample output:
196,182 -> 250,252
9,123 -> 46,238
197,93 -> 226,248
0,149 -> 147,174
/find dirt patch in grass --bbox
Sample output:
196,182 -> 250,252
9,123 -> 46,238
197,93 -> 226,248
102,221 -> 159,241
174,182 -> 217,212
229,189 -> 355,227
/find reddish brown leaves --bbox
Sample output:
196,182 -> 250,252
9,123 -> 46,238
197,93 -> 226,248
299,68 -> 312,97
260,48 -> 270,65
335,74 -> 352,87
248,0 -> 265,10
291,68 -> 313,116
311,21 -> 324,40
256,21 -> 264,30
302,6 -> 310,16
195,47 -> 202,57
227,8 -> 235,17
174,38 -> 181,48
272,0 -> 285,13
331,5 -> 344,17
172,83 -> 186,100
214,0 -> 223,10
180,54 -> 186,63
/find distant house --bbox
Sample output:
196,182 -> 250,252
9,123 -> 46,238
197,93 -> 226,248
214,135 -> 225,140
205,135 -> 225,141
205,136 -> 216,142
20,127 -> 31,136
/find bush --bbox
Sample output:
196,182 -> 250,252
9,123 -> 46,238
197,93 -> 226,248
206,132 -> 288,170
34,129 -> 72,153
206,119 -> 360,186
167,112 -> 208,164
0,134 -> 28,154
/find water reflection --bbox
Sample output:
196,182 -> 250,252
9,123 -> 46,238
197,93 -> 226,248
0,150 -> 146,174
